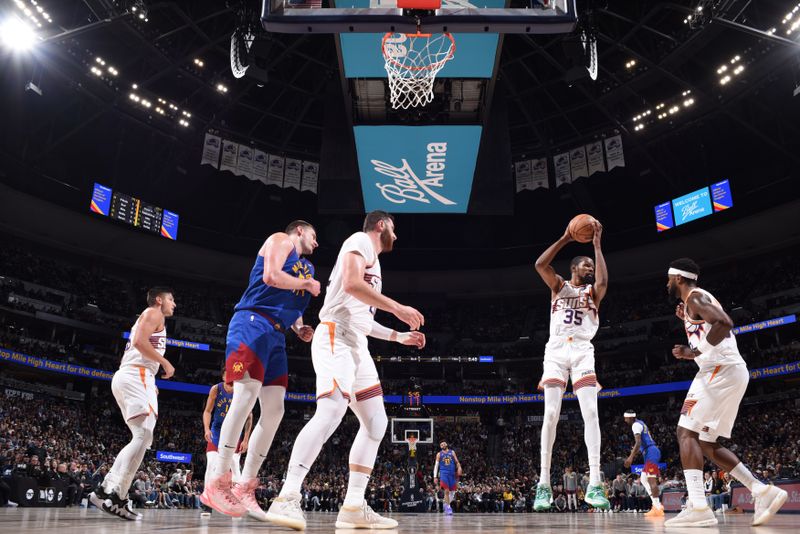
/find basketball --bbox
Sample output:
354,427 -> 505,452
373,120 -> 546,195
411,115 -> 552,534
568,214 -> 598,243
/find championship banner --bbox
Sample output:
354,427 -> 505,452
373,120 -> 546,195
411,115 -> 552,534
284,158 -> 302,190
514,160 -> 533,192
531,158 -> 549,190
219,140 -> 239,173
554,152 -> 571,187
236,144 -> 255,179
266,155 -> 285,187
253,149 -> 269,185
569,146 -> 589,179
604,135 -> 625,170
200,133 -> 221,168
586,141 -> 606,176
353,125 -> 481,214
301,161 -> 319,193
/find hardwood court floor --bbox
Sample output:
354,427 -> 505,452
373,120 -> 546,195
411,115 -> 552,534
1,508 -> 797,533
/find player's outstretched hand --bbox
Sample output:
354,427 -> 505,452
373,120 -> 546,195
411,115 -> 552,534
672,344 -> 695,360
295,325 -> 315,342
162,361 -> 175,379
592,221 -> 603,248
304,278 -> 321,297
394,304 -> 425,331
675,302 -> 685,320
398,331 -> 426,349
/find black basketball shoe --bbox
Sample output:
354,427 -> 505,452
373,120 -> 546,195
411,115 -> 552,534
102,491 -> 142,521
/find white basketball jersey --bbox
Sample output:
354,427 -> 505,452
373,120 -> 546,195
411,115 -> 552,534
683,288 -> 745,370
549,282 -> 599,340
120,314 -> 166,375
319,232 -> 382,336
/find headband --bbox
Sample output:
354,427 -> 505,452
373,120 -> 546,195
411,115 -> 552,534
624,411 -> 636,417
668,268 -> 698,280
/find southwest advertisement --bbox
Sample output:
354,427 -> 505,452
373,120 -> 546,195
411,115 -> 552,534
353,125 -> 482,213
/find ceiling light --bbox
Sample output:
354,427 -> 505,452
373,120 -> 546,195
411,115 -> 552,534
194,58 -> 204,67
1,16 -> 36,52
216,83 -> 228,93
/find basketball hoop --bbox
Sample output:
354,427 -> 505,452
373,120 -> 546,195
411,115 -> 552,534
382,32 -> 456,110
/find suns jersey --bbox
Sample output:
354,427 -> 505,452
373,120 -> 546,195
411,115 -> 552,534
439,450 -> 457,473
631,419 -> 658,453
683,288 -> 745,371
549,282 -> 599,340
210,382 -> 233,431
234,246 -> 314,330
120,314 -> 166,375
319,232 -> 382,336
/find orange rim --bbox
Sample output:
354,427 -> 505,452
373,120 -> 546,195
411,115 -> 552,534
382,32 -> 456,72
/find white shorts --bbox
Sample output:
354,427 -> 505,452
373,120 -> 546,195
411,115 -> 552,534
112,365 -> 158,429
312,321 -> 382,403
678,363 -> 749,442
538,337 -> 599,391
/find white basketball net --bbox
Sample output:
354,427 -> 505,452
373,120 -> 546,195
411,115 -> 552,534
382,32 -> 456,110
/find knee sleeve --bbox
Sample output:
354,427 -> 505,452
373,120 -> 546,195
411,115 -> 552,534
316,397 -> 348,441
364,410 -> 388,441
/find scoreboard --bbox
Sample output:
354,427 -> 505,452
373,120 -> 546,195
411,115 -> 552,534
90,183 -> 179,240
654,179 -> 732,232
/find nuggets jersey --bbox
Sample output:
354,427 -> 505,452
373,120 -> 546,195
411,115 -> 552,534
234,247 -> 314,330
631,419 -> 657,453
683,288 -> 745,371
319,232 -> 382,335
439,450 -> 456,473
121,314 -> 166,375
549,282 -> 599,340
210,382 -> 233,431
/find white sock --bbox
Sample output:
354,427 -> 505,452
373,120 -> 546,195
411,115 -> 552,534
343,471 -> 370,507
576,385 -> 601,485
684,469 -> 707,509
231,453 -> 242,482
278,393 -> 348,497
539,386 -> 563,487
210,380 -> 260,479
730,462 -> 766,494
241,386 -> 285,480
205,451 -> 219,486
652,496 -> 660,506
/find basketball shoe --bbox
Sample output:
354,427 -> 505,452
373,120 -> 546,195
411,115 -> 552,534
335,501 -> 398,529
752,485 -> 788,526
444,502 -> 453,515
664,502 -> 717,527
265,491 -> 306,530
584,484 -> 610,509
231,478 -> 268,521
201,471 -> 246,517
644,503 -> 664,518
102,491 -> 141,521
533,483 -> 552,511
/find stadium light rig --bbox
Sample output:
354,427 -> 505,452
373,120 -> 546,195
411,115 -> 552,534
633,90 -> 695,130
1,15 -> 36,51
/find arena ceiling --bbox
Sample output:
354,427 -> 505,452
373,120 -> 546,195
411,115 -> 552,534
0,0 -> 799,268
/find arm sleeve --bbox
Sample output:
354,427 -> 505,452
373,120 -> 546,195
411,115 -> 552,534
369,321 -> 395,341
631,422 -> 643,435
433,460 -> 439,478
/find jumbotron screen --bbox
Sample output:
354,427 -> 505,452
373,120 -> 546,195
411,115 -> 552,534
655,179 -> 732,232
90,183 -> 179,240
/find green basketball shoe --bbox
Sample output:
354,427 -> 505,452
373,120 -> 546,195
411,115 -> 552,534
533,483 -> 553,512
585,484 -> 610,509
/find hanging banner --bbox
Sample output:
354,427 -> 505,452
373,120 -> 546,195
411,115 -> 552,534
604,135 -> 625,170
253,150 -> 269,185
220,140 -> 239,173
531,158 -> 549,190
284,158 -> 302,190
200,133 -> 221,169
586,141 -> 606,176
236,144 -> 255,179
554,152 -> 571,187
569,146 -> 589,179
266,155 -> 285,187
514,160 -> 534,192
301,161 -> 319,193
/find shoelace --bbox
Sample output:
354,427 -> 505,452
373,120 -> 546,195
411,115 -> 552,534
217,481 -> 240,506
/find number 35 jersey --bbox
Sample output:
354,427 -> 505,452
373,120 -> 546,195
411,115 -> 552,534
549,281 -> 599,341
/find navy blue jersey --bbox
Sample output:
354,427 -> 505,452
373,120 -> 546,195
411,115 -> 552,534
210,382 -> 233,432
234,247 -> 314,329
439,450 -> 457,473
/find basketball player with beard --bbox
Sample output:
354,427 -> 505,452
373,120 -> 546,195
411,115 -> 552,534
533,221 -> 610,512
664,258 -> 787,527
266,210 -> 426,530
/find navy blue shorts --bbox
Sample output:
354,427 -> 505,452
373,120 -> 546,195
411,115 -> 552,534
225,311 -> 288,387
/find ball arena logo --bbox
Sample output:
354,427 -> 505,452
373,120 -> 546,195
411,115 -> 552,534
371,143 -> 456,206
680,200 -> 704,221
